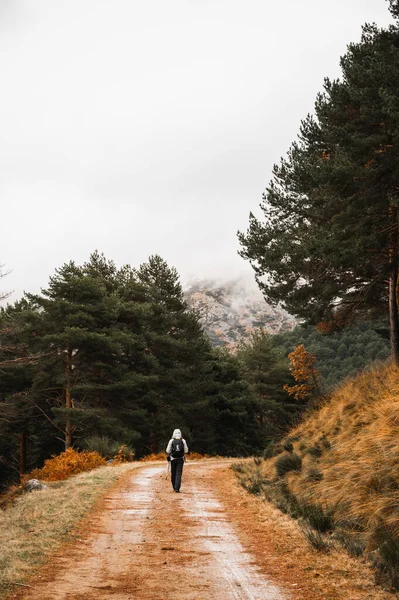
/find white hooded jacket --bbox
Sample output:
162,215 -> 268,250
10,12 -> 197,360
166,429 -> 188,460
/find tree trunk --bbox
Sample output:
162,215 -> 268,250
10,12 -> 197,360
65,346 -> 73,449
389,267 -> 399,365
388,205 -> 399,365
19,431 -> 26,477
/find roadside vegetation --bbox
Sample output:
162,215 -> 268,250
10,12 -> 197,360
235,1 -> 399,589
0,252 -> 299,488
0,462 -> 136,599
233,364 -> 399,591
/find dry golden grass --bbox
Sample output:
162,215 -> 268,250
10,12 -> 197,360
272,364 -> 399,535
237,363 -> 399,590
221,464 -> 398,600
0,462 -> 137,599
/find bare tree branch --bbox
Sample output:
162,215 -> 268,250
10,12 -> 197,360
22,395 -> 66,435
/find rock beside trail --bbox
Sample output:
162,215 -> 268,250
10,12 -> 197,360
24,479 -> 48,492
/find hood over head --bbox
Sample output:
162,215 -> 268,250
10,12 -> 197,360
172,429 -> 182,439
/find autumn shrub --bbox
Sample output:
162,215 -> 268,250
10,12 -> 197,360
246,469 -> 266,495
29,448 -> 106,481
275,452 -> 302,477
112,444 -> 134,463
263,480 -> 301,518
187,452 -> 212,460
230,461 -> 247,474
235,465 -> 270,496
262,441 -> 277,459
139,452 -> 166,462
319,434 -> 331,449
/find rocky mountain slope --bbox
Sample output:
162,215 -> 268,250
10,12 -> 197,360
184,279 -> 296,347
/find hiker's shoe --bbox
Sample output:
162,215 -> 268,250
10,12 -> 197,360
174,489 -> 180,493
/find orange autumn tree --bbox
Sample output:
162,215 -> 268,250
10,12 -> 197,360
284,344 -> 322,402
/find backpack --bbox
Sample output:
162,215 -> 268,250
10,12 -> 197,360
171,438 -> 185,459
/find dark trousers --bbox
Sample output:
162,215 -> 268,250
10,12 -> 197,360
171,458 -> 184,491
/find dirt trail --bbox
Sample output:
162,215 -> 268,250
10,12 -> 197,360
15,461 -> 287,600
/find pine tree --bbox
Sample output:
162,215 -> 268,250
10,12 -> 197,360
188,347 -> 261,456
0,300 -> 50,481
236,330 -> 302,445
134,255 -> 212,453
238,8 -> 399,363
25,258 -> 145,450
0,252 -> 273,476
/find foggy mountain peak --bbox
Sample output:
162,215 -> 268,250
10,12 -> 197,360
184,278 -> 296,347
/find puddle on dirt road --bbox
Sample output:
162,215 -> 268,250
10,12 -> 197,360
118,471 -> 162,518
183,482 -> 286,600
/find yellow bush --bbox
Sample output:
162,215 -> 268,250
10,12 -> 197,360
140,452 -> 167,462
29,448 -> 106,481
112,445 -> 134,463
187,452 -> 212,460
139,451 -> 212,462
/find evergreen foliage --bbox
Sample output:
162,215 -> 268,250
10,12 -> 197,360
238,5 -> 399,362
276,321 -> 390,389
236,330 -> 305,445
0,252 -> 270,484
1,252 -> 386,485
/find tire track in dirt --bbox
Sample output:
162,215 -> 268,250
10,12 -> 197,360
182,475 -> 283,600
13,461 -> 287,600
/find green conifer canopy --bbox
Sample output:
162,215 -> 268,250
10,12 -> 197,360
238,7 -> 399,362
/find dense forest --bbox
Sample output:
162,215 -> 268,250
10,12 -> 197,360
0,250 -> 390,487
276,322 -> 390,390
3,0 -> 399,489
0,252 -> 304,486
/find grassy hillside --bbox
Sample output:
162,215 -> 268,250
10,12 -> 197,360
234,364 -> 399,590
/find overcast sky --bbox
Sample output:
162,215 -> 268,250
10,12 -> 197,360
0,0 -> 394,300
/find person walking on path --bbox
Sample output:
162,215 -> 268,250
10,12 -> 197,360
166,429 -> 188,492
